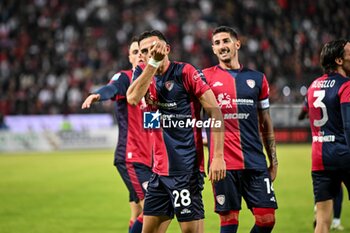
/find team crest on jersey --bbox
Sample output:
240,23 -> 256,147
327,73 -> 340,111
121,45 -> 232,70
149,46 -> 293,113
165,80 -> 174,91
246,79 -> 255,88
216,195 -> 225,205
217,93 -> 232,108
142,181 -> 149,191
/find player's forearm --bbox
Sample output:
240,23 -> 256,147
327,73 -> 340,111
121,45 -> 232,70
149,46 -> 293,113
341,103 -> 350,150
262,130 -> 278,166
127,65 -> 158,106
94,84 -> 118,101
200,91 -> 225,157
259,110 -> 278,166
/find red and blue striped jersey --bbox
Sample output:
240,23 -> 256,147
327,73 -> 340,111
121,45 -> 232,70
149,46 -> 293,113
134,62 -> 209,176
108,70 -> 153,167
203,65 -> 269,170
306,73 -> 350,171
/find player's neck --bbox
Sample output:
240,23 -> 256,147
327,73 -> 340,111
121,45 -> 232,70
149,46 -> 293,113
335,68 -> 347,77
156,59 -> 170,75
220,61 -> 240,70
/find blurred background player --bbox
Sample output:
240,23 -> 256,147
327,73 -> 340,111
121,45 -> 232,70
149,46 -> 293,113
203,26 -> 278,233
298,103 -> 345,231
127,30 -> 226,233
0,113 -> 9,130
81,37 -> 153,233
305,39 -> 350,233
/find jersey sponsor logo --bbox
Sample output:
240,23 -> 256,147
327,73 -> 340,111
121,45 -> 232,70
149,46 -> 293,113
246,79 -> 256,88
217,93 -> 232,108
180,208 -> 192,214
224,113 -> 250,119
165,80 -> 174,91
111,73 -> 121,81
311,80 -> 335,88
142,181 -> 149,191
216,195 -> 225,205
213,81 -> 223,87
143,110 -> 161,129
312,135 -> 335,142
232,98 -> 254,105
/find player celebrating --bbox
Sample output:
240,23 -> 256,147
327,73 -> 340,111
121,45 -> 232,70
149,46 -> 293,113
203,26 -> 278,233
81,37 -> 152,233
305,39 -> 350,233
127,30 -> 226,233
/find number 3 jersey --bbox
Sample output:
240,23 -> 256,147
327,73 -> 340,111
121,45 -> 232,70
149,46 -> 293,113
306,72 -> 350,171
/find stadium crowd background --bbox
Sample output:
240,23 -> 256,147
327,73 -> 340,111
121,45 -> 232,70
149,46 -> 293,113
0,0 -> 349,115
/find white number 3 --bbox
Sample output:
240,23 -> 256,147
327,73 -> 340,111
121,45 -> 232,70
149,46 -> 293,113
313,90 -> 328,127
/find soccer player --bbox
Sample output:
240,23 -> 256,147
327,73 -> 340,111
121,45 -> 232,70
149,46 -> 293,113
81,37 -> 153,233
305,39 -> 350,233
298,103 -> 345,231
127,30 -> 226,233
202,26 -> 278,233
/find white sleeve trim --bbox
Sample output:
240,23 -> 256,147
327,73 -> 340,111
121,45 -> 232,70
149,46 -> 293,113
258,98 -> 270,109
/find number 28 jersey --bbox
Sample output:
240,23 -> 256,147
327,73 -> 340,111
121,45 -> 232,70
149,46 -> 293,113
306,73 -> 350,171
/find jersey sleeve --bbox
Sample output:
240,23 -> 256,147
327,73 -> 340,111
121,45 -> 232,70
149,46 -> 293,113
132,64 -> 146,81
257,74 -> 270,109
94,72 -> 129,101
339,81 -> 350,150
182,64 -> 210,98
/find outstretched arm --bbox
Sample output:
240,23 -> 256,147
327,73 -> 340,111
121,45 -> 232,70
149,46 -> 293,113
199,89 -> 226,183
81,84 -> 118,109
259,108 -> 278,181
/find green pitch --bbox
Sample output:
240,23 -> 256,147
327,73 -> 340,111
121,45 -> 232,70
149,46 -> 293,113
0,144 -> 349,233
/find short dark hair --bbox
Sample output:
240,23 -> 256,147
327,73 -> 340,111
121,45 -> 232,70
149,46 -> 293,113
130,36 -> 139,44
320,39 -> 348,73
212,26 -> 239,40
138,30 -> 169,45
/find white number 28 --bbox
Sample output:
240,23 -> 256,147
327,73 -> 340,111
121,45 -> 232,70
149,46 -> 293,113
173,189 -> 191,207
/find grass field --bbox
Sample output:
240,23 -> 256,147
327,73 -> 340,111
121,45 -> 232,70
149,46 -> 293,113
0,144 -> 349,233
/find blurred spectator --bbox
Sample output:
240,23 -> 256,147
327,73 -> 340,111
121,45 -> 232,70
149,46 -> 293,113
0,0 -> 349,114
0,113 -> 9,130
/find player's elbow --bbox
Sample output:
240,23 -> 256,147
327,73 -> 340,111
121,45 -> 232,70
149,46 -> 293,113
127,95 -> 139,106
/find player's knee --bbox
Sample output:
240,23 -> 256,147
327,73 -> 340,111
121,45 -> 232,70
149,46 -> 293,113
219,210 -> 239,226
252,208 -> 275,227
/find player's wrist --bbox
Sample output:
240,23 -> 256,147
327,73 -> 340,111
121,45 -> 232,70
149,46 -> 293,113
148,57 -> 162,68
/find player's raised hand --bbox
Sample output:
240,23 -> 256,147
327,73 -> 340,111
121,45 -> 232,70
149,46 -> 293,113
81,94 -> 100,109
150,40 -> 167,62
208,156 -> 226,183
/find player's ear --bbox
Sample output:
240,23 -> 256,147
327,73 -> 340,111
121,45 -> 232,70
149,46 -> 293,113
335,57 -> 343,65
212,45 -> 216,54
235,40 -> 241,50
166,44 -> 171,54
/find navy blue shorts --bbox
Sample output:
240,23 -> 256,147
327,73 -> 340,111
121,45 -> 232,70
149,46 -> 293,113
143,172 -> 205,222
312,170 -> 350,203
115,162 -> 153,203
213,169 -> 278,212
